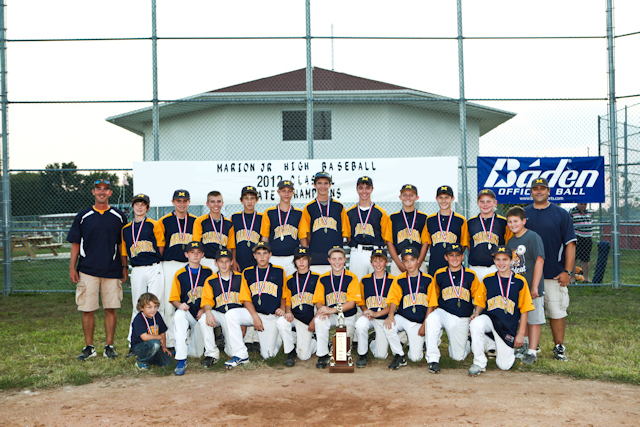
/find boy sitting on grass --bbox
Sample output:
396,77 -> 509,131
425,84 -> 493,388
130,292 -> 173,370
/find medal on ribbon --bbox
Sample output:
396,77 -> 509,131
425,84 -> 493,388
438,212 -> 453,245
373,273 -> 387,309
132,217 -> 146,251
481,214 -> 495,250
448,267 -> 465,308
357,203 -> 374,240
278,206 -> 291,242
316,198 -> 330,234
497,272 -> 513,315
330,269 -> 345,308
210,214 -> 225,246
256,265 -> 271,305
242,212 -> 256,248
187,266 -> 201,304
175,213 -> 188,243
296,271 -> 311,311
142,313 -> 157,336
409,273 -> 421,313
402,209 -> 417,244
219,273 -> 232,312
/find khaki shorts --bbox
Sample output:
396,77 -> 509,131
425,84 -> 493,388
76,272 -> 123,312
527,296 -> 546,325
543,279 -> 569,319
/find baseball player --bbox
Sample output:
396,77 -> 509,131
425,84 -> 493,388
468,245 -> 534,376
467,189 -> 512,281
198,247 -> 247,367
424,243 -> 484,374
130,292 -> 173,370
312,246 -> 362,369
231,186 -> 263,272
157,189 -> 196,348
425,185 -> 470,277
169,241 -> 214,375
224,242 -> 291,367
300,171 -> 350,275
346,176 -> 392,281
193,190 -> 236,273
383,247 -> 432,369
387,184 -> 429,277
276,246 -> 320,367
260,180 -> 303,277
354,248 -> 394,368
121,193 -> 165,355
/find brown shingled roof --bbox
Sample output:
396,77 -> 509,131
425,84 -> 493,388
209,67 -> 411,93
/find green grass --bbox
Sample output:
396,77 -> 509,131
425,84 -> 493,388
0,287 -> 639,390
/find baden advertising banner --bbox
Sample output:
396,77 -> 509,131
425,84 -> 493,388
134,157 -> 459,206
477,156 -> 605,204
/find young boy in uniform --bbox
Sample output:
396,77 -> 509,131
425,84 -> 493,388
467,189 -> 512,281
276,246 -> 320,367
424,243 -> 484,374
506,206 -> 545,365
300,172 -> 350,275
198,247 -> 247,367
387,184 -> 429,277
354,248 -> 394,368
312,246 -> 362,369
224,242 -> 292,367
231,186 -> 263,272
425,185 -> 470,277
169,241 -> 213,375
260,180 -> 303,277
383,247 -> 432,369
468,245 -> 534,376
346,176 -> 392,280
193,190 -> 236,273
130,292 -> 173,370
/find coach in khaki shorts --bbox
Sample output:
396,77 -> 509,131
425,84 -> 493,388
68,179 -> 127,361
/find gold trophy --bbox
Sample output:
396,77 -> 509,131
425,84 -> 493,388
329,302 -> 354,373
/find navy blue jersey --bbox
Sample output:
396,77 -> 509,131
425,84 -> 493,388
425,212 -> 470,276
260,206 -> 303,256
387,272 -> 431,324
131,311 -> 167,351
169,266 -> 213,318
193,214 -> 235,259
346,204 -> 392,248
300,199 -> 350,265
359,272 -> 395,320
429,267 -> 484,318
67,206 -> 126,278
158,212 -> 197,262
313,270 -> 362,317
240,264 -> 286,315
524,203 -> 577,279
285,271 -> 320,325
121,218 -> 164,267
231,211 -> 263,271
389,209 -> 429,254
201,271 -> 246,314
467,214 -> 513,267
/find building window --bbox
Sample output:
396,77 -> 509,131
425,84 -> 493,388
282,110 -> 332,141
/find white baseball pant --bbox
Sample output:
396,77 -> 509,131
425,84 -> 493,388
173,309 -> 205,360
127,263 -> 164,344
274,316 -> 297,356
355,316 -> 389,359
225,308 -> 287,360
470,314 -> 516,370
162,260 -> 186,347
426,308 -> 470,363
468,265 -> 497,282
292,318 -> 317,360
348,248 -> 375,281
315,314 -> 356,357
270,255 -> 296,277
383,314 -> 426,362
198,309 -> 233,359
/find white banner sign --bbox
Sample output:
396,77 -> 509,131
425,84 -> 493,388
133,157 -> 458,206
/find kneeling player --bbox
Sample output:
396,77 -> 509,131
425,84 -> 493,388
276,247 -> 320,367
354,248 -> 394,368
383,247 -> 431,369
469,245 -> 534,376
312,247 -> 362,369
224,242 -> 292,367
424,243 -> 484,374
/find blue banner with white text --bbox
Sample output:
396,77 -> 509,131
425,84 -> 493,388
477,156 -> 605,204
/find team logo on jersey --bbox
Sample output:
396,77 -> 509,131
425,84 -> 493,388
215,292 -> 240,307
365,295 -> 387,310
442,286 -> 470,303
325,291 -> 348,307
249,281 -> 279,298
291,292 -> 314,309
401,293 -> 428,309
312,217 -> 338,233
187,286 -> 203,304
355,223 -> 375,238
430,231 -> 457,245
130,241 -> 155,258
472,231 -> 499,247
169,233 -> 193,247
487,296 -> 515,314
235,229 -> 261,245
396,229 -> 421,244
202,231 -> 229,246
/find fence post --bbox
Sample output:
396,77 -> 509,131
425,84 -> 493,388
0,0 -> 10,296
456,0 -> 469,219
305,0 -> 314,160
152,0 -> 159,161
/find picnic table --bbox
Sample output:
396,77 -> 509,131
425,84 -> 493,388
10,235 -> 63,258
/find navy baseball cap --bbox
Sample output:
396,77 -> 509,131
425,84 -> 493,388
241,186 -> 259,197
491,245 -> 512,257
252,241 -> 271,253
371,248 -> 388,259
400,184 -> 418,195
184,241 -> 204,252
173,189 -> 190,200
530,177 -> 549,189
357,176 -> 373,187
401,247 -> 418,259
436,185 -> 454,197
294,246 -> 312,261
131,193 -> 150,205
477,189 -> 497,200
313,171 -> 332,183
216,247 -> 232,260
94,179 -> 111,188
444,243 -> 464,255
328,246 -> 345,256
278,180 -> 294,190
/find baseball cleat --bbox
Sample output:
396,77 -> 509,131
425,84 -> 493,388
388,354 -> 407,370
201,356 -> 218,368
368,330 -> 376,347
103,345 -> 118,359
225,356 -> 249,369
521,353 -> 537,365
486,349 -> 497,358
356,354 -> 368,368
174,359 -> 187,375
468,364 -> 486,376
428,362 -> 441,374
316,355 -> 330,369
136,360 -> 149,370
126,349 -> 136,358
515,346 -> 527,360
285,350 -> 297,367
553,344 -> 568,361
77,345 -> 97,361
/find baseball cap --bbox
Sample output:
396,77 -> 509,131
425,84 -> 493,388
173,189 -> 190,200
241,186 -> 259,197
184,241 -> 204,252
491,245 -> 512,257
278,180 -> 294,190
252,241 -> 271,253
436,185 -> 454,197
94,179 -> 110,188
294,246 -> 312,261
371,248 -> 388,258
357,176 -> 373,187
328,246 -> 345,256
216,247 -> 233,260
313,171 -> 332,183
477,189 -> 497,200
401,247 -> 418,259
444,243 -> 464,254
400,184 -> 418,195
530,177 -> 549,189
131,193 -> 150,205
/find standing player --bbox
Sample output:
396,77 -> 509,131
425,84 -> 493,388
158,189 -> 197,348
467,189 -> 512,281
68,179 -> 126,360
346,176 -> 392,280
387,184 -> 429,276
260,180 -> 303,277
193,190 -> 236,273
231,186 -> 262,272
121,193 -> 165,354
300,172 -> 350,275
312,247 -> 362,369
425,185 -> 470,277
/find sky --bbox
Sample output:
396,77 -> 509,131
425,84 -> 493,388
5,0 -> 640,171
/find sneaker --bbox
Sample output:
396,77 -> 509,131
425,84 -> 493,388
225,356 -> 249,369
515,347 -> 527,360
201,356 -> 217,368
521,353 -> 537,365
535,345 -> 541,354
486,349 -> 497,358
316,355 -> 330,369
126,349 -> 136,358
174,359 -> 187,375
136,360 -> 149,370
285,350 -> 297,367
428,362 -> 441,374
103,345 -> 118,359
388,354 -> 407,370
77,345 -> 96,361
553,344 -> 568,361
468,364 -> 486,376
356,354 -> 368,368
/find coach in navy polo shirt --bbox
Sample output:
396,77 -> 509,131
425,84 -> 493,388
68,179 -> 127,361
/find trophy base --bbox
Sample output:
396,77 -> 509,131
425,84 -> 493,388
329,365 -> 355,373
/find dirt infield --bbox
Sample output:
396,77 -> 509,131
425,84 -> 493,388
2,361 -> 639,427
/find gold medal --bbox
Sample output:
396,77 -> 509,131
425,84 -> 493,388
488,243 -> 492,250
457,299 -> 461,308
225,304 -> 228,311
299,305 -> 303,310
281,236 -> 284,241
324,227 -> 328,234
504,308 -> 508,314
247,241 -> 250,247
258,297 -> 262,305
412,306 -> 416,313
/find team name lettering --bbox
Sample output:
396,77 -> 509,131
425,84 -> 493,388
396,229 -> 421,244
430,231 -> 458,245
487,296 -> 515,315
402,293 -> 428,308
130,241 -> 156,258
169,232 -> 193,247
365,296 -> 387,309
202,231 -> 229,246
291,292 -> 314,309
215,292 -> 241,306
325,292 -> 348,307
249,282 -> 279,298
235,230 -> 261,245
312,217 -> 338,233
275,224 -> 299,240
355,223 -> 375,238
472,231 -> 499,247
442,286 -> 470,302
187,286 -> 203,304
